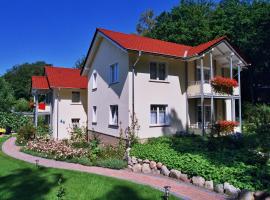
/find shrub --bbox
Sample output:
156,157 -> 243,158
0,112 -> 30,132
94,158 -> 127,169
17,123 -> 36,144
98,145 -> 125,160
13,98 -> 31,112
70,126 -> 87,143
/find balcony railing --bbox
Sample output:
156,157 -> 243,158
187,80 -> 239,97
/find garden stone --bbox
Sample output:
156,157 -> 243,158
143,159 -> 150,164
149,161 -> 156,169
161,165 -> 170,176
179,173 -> 190,183
169,169 -> 181,179
131,156 -> 137,164
151,168 -> 160,175
214,184 -> 224,194
127,165 -> 133,171
132,163 -> 142,173
239,190 -> 254,200
191,176 -> 205,187
204,180 -> 214,190
224,182 -> 240,198
156,162 -> 163,169
142,163 -> 151,174
137,159 -> 143,164
127,157 -> 133,166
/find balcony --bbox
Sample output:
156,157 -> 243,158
37,103 -> 51,115
187,80 -> 239,97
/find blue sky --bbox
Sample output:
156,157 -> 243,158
0,0 -> 180,75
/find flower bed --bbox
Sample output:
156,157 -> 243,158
210,76 -> 238,95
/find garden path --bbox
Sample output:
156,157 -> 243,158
2,137 -> 227,200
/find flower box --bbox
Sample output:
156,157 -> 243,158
210,76 -> 238,95
213,120 -> 239,135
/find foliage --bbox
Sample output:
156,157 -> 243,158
70,126 -> 87,143
17,123 -> 36,144
56,178 -> 66,200
3,61 -> 51,100
0,77 -> 15,112
94,158 -> 127,170
13,98 -> 31,112
74,55 -> 86,69
125,113 -> 140,147
131,135 -> 270,190
210,76 -> 238,95
98,145 -> 125,160
136,9 -> 156,35
211,120 -> 239,136
0,112 -> 31,133
36,124 -> 51,137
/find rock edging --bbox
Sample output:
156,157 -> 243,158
127,156 -> 269,200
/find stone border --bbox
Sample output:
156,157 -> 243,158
127,156 -> 269,200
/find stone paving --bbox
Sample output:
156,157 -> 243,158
2,137 -> 227,200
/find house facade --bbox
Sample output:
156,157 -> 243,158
31,66 -> 87,139
81,28 -> 248,141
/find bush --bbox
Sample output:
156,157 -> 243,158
13,98 -> 31,112
0,112 -> 30,132
94,158 -> 127,169
131,136 -> 270,190
17,123 -> 36,144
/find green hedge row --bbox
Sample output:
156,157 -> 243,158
0,112 -> 30,132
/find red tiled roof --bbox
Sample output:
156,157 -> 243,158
97,28 -> 227,58
32,76 -> 49,89
45,66 -> 87,89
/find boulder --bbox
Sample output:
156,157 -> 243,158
131,156 -> 137,164
132,163 -> 142,173
204,180 -> 214,190
179,173 -> 190,183
161,165 -> 170,176
224,182 -> 240,198
143,159 -> 150,164
149,161 -> 156,169
191,176 -> 205,187
127,165 -> 133,171
254,191 -> 269,200
214,184 -> 224,194
169,169 -> 181,179
152,168 -> 160,175
239,190 -> 255,200
137,159 -> 143,164
141,163 -> 151,174
127,157 -> 133,166
156,162 -> 163,169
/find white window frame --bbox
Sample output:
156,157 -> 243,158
149,62 -> 168,81
71,91 -> 81,103
92,106 -> 97,124
196,66 -> 211,82
109,105 -> 118,126
109,63 -> 119,84
92,71 -> 97,90
150,104 -> 169,126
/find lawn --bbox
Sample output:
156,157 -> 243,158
131,135 -> 270,191
0,137 -> 179,200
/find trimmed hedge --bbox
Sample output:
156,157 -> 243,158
131,136 -> 270,191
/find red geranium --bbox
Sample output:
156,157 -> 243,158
211,76 -> 238,95
214,120 -> 239,135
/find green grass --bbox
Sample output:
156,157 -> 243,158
131,135 -> 270,191
0,137 -> 179,200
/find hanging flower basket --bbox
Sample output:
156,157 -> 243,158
210,76 -> 238,95
212,120 -> 239,136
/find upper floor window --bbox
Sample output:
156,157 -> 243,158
109,63 -> 119,84
92,71 -> 97,90
72,92 -> 80,103
196,67 -> 210,82
150,104 -> 168,125
109,105 -> 118,126
150,62 -> 167,81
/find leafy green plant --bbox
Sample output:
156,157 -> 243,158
0,112 -> 30,132
17,123 -> 36,144
56,178 -> 66,200
94,158 -> 127,169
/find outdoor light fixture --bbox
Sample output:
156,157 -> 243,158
35,159 -> 39,168
163,185 -> 171,200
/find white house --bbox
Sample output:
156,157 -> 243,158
81,28 -> 249,143
31,66 -> 87,139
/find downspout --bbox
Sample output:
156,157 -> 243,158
131,51 -> 142,124
56,88 -> 60,140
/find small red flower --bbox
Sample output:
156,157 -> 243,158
215,120 -> 239,134
211,76 -> 238,95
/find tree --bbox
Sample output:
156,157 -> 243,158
136,9 -> 156,35
0,77 -> 15,112
3,61 -> 51,100
74,55 -> 86,69
13,98 -> 31,112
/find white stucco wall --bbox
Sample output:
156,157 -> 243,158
51,88 -> 87,139
129,54 -> 187,139
87,37 -> 129,138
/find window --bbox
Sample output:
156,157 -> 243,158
92,106 -> 97,124
109,63 -> 119,84
150,105 -> 168,125
197,105 -> 211,127
71,118 -> 80,128
92,71 -> 97,90
72,92 -> 80,103
150,62 -> 167,81
196,67 -> 210,82
109,105 -> 118,126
